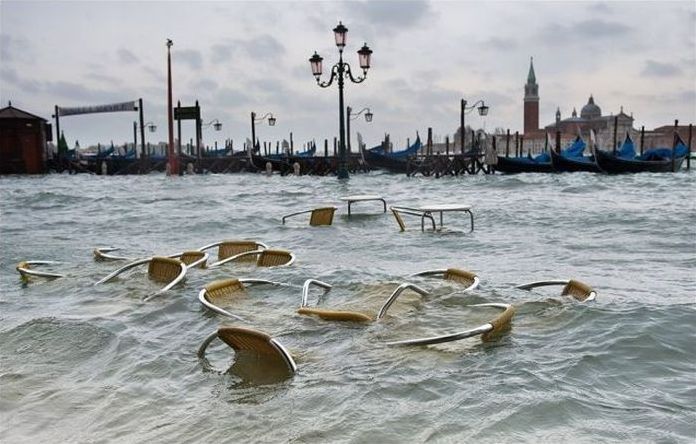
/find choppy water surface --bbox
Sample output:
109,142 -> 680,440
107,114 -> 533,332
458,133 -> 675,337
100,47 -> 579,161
1,171 -> 694,443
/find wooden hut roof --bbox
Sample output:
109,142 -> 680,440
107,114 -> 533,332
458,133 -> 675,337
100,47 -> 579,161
0,104 -> 48,121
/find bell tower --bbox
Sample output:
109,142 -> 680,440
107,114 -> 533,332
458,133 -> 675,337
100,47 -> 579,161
524,57 -> 539,133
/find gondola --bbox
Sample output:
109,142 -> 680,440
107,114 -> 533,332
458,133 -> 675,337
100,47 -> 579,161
592,134 -> 689,174
363,135 -> 422,173
548,136 -> 601,173
495,151 -> 553,174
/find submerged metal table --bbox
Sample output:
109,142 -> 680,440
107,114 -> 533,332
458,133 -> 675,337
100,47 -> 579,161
399,203 -> 474,232
339,195 -> 387,217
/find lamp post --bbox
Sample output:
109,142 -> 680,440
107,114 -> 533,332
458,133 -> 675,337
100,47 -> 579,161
198,119 -> 222,156
166,38 -> 177,175
460,99 -> 489,153
309,21 -> 372,179
133,121 -> 156,157
250,112 -> 276,156
346,106 -> 373,152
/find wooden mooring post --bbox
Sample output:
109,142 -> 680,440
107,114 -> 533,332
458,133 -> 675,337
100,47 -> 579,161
687,124 -> 692,170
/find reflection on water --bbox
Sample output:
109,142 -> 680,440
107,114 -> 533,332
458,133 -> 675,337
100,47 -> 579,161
1,171 -> 694,443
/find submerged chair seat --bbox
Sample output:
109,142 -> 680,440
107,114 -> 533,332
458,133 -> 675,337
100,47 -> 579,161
385,303 -> 516,346
515,279 -> 596,302
413,268 -> 480,292
282,206 -> 337,226
297,279 -> 430,323
207,248 -> 295,269
198,326 -> 297,375
169,250 -> 209,269
95,256 -> 187,296
16,260 -> 64,281
198,277 -> 290,321
198,240 -> 268,265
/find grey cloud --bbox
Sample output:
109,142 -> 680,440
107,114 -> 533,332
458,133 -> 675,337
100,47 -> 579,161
48,80 -> 135,104
177,49 -> 203,70
537,19 -> 632,46
86,72 -> 123,85
352,0 -> 431,28
481,37 -> 518,51
210,35 -> 284,65
641,60 -> 683,77
117,48 -> 139,64
573,19 -> 631,37
214,87 -> 251,108
1,34 -> 34,64
191,78 -> 219,92
1,67 -> 41,93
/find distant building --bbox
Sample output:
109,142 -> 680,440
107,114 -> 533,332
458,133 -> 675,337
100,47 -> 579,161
545,96 -> 636,150
0,103 -> 52,174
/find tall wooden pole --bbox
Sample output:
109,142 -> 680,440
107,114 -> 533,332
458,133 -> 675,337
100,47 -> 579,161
671,119 -> 678,172
640,125 -> 645,156
687,124 -> 692,170
138,98 -> 145,161
166,39 -> 177,175
612,115 -> 618,155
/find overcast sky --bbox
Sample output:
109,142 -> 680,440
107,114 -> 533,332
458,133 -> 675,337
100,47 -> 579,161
1,0 -> 694,149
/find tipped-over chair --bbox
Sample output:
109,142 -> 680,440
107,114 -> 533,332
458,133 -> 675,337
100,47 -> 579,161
197,240 -> 269,267
95,256 -> 187,296
282,207 -> 337,226
390,207 -> 436,232
413,268 -> 480,292
515,279 -> 596,303
198,278 -> 290,321
207,248 -> 295,269
16,260 -> 64,281
198,326 -> 297,375
385,303 -> 516,346
297,280 -> 430,323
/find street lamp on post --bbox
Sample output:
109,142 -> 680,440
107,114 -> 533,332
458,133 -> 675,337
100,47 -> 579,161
250,112 -> 276,156
309,21 -> 373,179
346,106 -> 373,152
166,38 -> 178,175
460,99 -> 489,154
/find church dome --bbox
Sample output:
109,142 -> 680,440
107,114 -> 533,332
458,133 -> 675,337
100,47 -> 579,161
580,95 -> 601,120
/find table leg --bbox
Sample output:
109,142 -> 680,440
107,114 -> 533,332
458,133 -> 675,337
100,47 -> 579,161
380,199 -> 387,213
348,201 -> 352,217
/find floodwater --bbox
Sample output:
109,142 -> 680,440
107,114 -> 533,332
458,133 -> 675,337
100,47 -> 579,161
1,170 -> 694,443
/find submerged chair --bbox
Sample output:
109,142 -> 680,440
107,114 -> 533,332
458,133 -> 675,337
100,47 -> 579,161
95,256 -> 187,296
297,280 -> 430,323
515,279 -> 596,303
16,260 -> 64,281
197,240 -> 269,267
169,250 -> 209,269
385,303 -> 516,346
198,277 -> 291,321
390,207 -> 436,232
282,207 -> 337,226
207,248 -> 295,269
412,268 -> 480,292
198,326 -> 297,376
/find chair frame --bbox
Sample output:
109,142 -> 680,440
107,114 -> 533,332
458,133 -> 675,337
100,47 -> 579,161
298,280 -> 430,323
197,326 -> 297,373
207,249 -> 296,269
93,247 -> 132,261
197,240 -> 269,267
281,206 -> 337,226
412,268 -> 480,292
16,260 -> 64,280
385,303 -> 515,346
198,278 -> 288,321
94,256 -> 187,295
390,207 -> 436,232
515,279 -> 596,302
168,251 -> 209,269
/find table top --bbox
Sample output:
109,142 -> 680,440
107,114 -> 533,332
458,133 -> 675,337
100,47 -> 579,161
339,195 -> 385,202
401,204 -> 472,212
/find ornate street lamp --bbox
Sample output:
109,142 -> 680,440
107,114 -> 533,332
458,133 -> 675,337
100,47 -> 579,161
201,119 -> 222,131
347,106 -> 373,152
309,21 -> 372,179
460,99 -> 489,153
250,112 -> 276,155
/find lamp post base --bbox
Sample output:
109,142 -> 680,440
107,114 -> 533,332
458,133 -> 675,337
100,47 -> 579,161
337,167 -> 349,179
